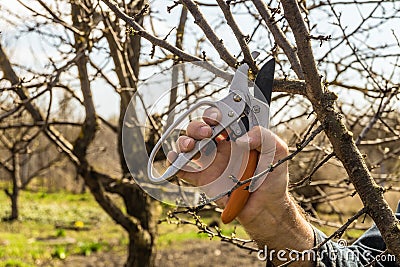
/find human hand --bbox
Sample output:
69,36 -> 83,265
168,107 -> 314,265
168,107 -> 290,228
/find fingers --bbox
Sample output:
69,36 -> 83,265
166,151 -> 198,183
236,126 -> 289,157
166,151 -> 178,164
177,136 -> 195,152
182,107 -> 221,141
169,108 -> 222,184
236,126 -> 265,150
203,107 -> 221,126
186,121 -> 212,140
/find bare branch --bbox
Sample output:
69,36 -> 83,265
216,0 -> 257,72
251,0 -> 304,78
280,0 -> 400,259
181,0 -> 237,67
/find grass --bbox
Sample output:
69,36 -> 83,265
0,190 -> 127,266
0,189 -> 250,266
0,188 -> 372,266
157,217 -> 249,249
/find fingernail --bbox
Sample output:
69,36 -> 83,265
183,138 -> 191,149
200,125 -> 211,137
209,112 -> 218,121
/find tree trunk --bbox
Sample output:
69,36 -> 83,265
9,183 -> 19,221
126,231 -> 154,267
113,2 -> 157,266
6,152 -> 21,221
125,188 -> 156,267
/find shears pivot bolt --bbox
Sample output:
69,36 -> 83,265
233,94 -> 242,102
228,111 -> 235,117
252,105 -> 260,113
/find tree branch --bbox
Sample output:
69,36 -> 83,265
216,0 -> 257,72
280,0 -> 400,260
181,0 -> 237,67
101,0 -> 232,80
251,0 -> 304,78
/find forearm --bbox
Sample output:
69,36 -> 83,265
240,191 -> 315,266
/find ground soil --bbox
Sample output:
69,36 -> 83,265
57,240 -> 264,267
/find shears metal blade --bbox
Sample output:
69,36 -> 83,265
247,58 -> 275,193
255,58 -> 275,106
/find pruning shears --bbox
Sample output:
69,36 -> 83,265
147,56 -> 275,224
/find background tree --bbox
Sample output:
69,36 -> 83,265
0,1 -> 156,266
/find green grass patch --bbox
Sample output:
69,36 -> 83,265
157,214 -> 250,249
345,229 -> 366,240
0,190 -> 127,266
0,189 -> 260,266
74,241 -> 105,256
0,258 -> 32,267
157,225 -> 210,248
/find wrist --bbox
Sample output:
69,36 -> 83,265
237,168 -> 290,226
241,192 -> 314,265
240,191 -> 296,242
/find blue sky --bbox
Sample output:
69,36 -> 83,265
1,0 -> 399,120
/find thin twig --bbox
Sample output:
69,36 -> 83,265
251,0 -> 304,78
216,0 -> 257,72
181,0 -> 237,67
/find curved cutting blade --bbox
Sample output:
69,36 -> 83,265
249,58 -> 275,193
254,58 -> 275,106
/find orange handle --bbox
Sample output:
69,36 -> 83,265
221,149 -> 259,224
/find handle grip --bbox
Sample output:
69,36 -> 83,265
221,149 -> 258,224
